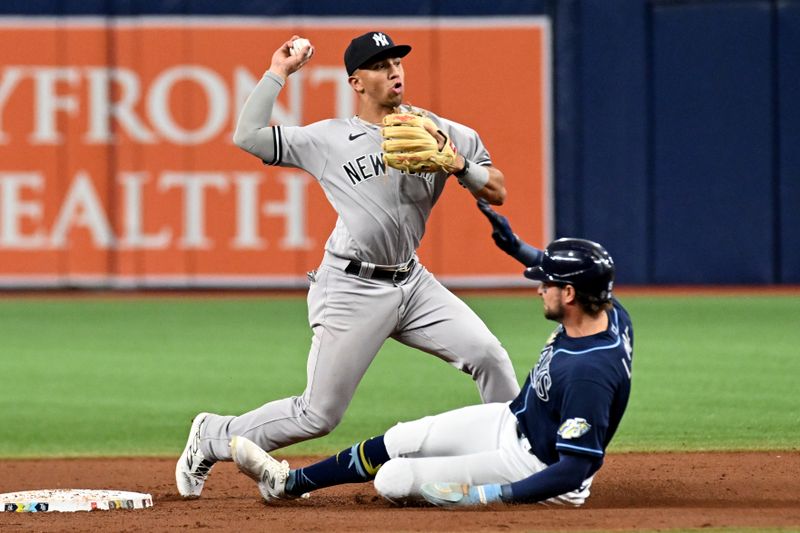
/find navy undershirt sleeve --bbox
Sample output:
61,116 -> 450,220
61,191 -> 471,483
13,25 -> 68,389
499,453 -> 599,503
512,242 -> 543,268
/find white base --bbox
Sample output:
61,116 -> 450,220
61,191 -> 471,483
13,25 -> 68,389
0,489 -> 153,513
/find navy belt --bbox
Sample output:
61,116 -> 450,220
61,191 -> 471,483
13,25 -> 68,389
345,260 -> 415,282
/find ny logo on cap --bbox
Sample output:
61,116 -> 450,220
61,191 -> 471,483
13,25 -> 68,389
372,32 -> 389,47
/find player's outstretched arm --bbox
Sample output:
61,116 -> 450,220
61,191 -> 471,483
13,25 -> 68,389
233,36 -> 314,161
499,453 -> 597,504
477,199 -> 543,267
421,453 -> 597,507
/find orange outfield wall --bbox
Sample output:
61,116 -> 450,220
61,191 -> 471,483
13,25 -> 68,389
0,19 -> 551,287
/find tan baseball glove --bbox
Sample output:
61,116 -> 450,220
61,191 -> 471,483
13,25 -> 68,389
381,111 -> 459,174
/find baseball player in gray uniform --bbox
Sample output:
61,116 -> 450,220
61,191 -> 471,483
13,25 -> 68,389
176,31 -> 520,498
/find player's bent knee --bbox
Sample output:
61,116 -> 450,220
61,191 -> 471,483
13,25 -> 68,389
471,338 -> 509,369
302,405 -> 345,437
374,459 -> 415,502
305,415 -> 339,437
383,416 -> 434,458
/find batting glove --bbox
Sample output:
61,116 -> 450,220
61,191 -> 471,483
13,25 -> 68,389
477,199 -> 520,255
420,482 -> 503,507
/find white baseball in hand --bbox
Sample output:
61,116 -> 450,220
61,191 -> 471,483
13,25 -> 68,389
290,38 -> 313,60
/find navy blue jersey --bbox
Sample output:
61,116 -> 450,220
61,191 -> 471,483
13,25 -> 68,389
509,299 -> 633,469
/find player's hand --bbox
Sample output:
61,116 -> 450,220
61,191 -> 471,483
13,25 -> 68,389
421,482 -> 502,507
269,35 -> 314,80
477,199 -> 520,255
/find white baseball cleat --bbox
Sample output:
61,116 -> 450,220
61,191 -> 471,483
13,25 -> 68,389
175,412 -> 215,498
230,435 -> 292,502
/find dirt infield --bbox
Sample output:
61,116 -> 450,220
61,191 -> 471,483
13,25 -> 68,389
1,452 -> 799,532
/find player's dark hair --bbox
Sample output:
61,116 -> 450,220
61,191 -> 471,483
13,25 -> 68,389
573,289 -> 612,316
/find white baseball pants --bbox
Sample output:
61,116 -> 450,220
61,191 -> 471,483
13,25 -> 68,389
375,402 -> 592,506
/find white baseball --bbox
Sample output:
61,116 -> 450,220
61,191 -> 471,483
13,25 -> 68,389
290,38 -> 313,60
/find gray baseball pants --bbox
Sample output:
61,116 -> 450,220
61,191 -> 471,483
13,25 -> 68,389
200,253 -> 520,461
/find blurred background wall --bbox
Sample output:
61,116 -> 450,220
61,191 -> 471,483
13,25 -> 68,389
0,0 -> 797,286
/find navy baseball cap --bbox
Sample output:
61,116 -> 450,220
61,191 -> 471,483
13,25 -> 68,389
344,31 -> 411,76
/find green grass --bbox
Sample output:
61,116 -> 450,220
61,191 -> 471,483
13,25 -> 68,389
0,293 -> 798,457
614,295 -> 800,451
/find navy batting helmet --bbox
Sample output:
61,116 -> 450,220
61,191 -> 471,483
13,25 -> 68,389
524,238 -> 615,302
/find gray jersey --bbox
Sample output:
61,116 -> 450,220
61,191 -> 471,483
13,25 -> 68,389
265,110 -> 491,265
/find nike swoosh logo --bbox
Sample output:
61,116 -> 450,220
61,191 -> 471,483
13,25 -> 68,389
349,132 -> 367,141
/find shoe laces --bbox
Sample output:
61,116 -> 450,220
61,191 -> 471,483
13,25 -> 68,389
190,459 -> 214,481
276,459 -> 290,482
186,432 -> 213,480
261,457 -> 290,485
